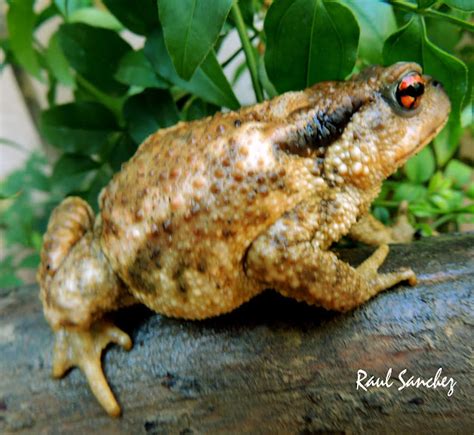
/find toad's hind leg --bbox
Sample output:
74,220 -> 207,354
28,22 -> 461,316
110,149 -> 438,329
38,197 -> 134,416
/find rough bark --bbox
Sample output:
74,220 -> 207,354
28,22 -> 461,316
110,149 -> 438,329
0,233 -> 473,434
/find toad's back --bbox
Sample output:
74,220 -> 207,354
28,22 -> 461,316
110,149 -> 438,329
99,97 -> 319,319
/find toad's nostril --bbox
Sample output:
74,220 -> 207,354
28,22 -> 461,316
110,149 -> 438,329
432,80 -> 443,89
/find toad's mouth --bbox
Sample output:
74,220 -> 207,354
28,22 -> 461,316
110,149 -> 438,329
396,116 -> 449,164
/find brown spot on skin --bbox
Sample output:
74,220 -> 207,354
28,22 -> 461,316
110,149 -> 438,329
211,183 -> 221,194
222,228 -> 234,238
172,263 -> 188,294
169,168 -> 180,179
193,177 -> 205,189
150,223 -> 159,237
232,172 -> 244,182
162,219 -> 173,233
150,247 -> 161,268
197,258 -> 207,273
214,168 -> 225,178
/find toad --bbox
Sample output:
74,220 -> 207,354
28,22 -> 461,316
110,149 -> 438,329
37,62 -> 450,416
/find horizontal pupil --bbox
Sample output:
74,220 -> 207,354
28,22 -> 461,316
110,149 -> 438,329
398,82 -> 424,98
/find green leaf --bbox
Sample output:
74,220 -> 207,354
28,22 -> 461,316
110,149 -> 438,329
52,153 -> 100,194
264,0 -> 359,92
383,16 -> 468,166
115,50 -> 169,88
57,23 -> 131,96
417,0 -> 437,7
258,55 -> 278,98
415,222 -> 434,237
6,0 -> 41,78
409,200 -> 436,217
467,183 -> 474,199
429,193 -> 450,210
404,147 -> 436,184
84,165 -> 113,211
123,89 -> 180,143
102,0 -> 159,35
428,171 -> 452,193
425,16 -> 462,55
19,252 -> 40,269
372,206 -> 390,224
40,102 -> 119,154
393,183 -> 427,202
182,97 -> 220,121
445,159 -> 472,188
69,7 -> 123,30
104,133 -> 138,172
45,32 -> 75,87
443,0 -> 474,11
159,0 -> 233,80
54,0 -> 92,18
35,3 -> 58,28
0,153 -> 49,198
340,0 -> 396,64
236,0 -> 264,27
0,255 -> 23,288
144,28 -> 239,109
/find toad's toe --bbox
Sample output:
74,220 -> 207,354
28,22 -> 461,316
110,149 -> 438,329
51,320 -> 132,417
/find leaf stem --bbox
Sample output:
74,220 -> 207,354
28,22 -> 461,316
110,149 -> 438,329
386,0 -> 474,32
75,74 -> 124,122
230,1 -> 264,102
0,137 -> 30,153
221,33 -> 258,68
432,213 -> 455,229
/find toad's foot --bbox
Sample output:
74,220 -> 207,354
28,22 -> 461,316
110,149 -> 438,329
349,202 -> 415,246
391,201 -> 416,243
357,244 -> 417,293
52,320 -> 132,417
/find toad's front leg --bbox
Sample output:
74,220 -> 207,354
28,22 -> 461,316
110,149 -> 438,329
38,197 -> 134,416
247,238 -> 416,311
349,202 -> 415,246
245,196 -> 416,312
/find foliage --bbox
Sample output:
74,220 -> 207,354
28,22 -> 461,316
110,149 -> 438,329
0,0 -> 473,286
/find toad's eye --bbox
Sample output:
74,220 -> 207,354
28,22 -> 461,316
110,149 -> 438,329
395,73 -> 425,110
